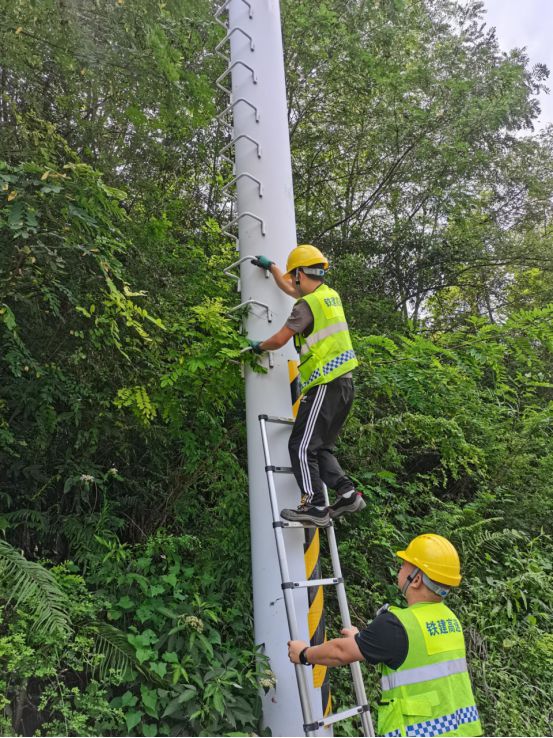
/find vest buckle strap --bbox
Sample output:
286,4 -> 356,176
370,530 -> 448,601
406,705 -> 480,737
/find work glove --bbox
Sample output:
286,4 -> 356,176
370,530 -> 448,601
247,339 -> 264,354
251,255 -> 273,270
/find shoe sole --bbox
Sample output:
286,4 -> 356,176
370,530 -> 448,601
280,512 -> 330,527
329,496 -> 366,520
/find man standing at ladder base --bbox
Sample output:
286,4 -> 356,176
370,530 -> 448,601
248,244 -> 366,527
288,534 -> 483,737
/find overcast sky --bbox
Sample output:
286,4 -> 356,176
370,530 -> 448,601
482,0 -> 552,128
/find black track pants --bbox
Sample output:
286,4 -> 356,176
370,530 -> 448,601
288,376 -> 355,507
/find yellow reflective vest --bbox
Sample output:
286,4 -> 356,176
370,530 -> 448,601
378,602 -> 482,737
294,284 -> 358,392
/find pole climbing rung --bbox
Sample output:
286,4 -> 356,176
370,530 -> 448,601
266,465 -> 293,473
282,577 -> 343,590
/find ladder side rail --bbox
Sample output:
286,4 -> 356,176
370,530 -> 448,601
323,486 -> 376,737
259,417 -> 292,539
258,418 -> 317,736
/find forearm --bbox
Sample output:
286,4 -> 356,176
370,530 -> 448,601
270,264 -> 300,298
260,336 -> 284,351
259,325 -> 295,351
304,639 -> 359,667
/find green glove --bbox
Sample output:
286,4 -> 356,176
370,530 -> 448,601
251,255 -> 273,270
247,339 -> 264,354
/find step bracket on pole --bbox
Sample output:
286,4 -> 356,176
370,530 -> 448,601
215,26 -> 255,59
217,97 -> 260,123
228,298 -> 272,323
220,134 -> 262,169
224,210 -> 266,236
216,60 -> 258,95
222,172 -> 263,199
223,254 -> 269,292
221,228 -> 238,246
215,0 -> 253,26
221,134 -> 262,159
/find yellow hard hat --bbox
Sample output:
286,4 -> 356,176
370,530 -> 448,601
286,244 -> 329,274
396,534 -> 462,587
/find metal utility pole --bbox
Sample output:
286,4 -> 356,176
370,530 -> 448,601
217,0 -> 324,734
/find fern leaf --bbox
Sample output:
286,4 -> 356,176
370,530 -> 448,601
0,539 -> 71,637
88,622 -> 168,686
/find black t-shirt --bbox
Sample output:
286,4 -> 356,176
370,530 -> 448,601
354,610 -> 409,670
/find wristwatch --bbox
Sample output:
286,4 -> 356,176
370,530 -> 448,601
299,647 -> 310,665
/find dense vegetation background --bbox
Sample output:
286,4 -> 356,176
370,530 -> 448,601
1,0 -> 552,735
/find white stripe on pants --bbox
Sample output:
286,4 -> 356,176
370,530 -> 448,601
298,383 -> 327,503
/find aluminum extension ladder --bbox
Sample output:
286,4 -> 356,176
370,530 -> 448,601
259,414 -> 375,737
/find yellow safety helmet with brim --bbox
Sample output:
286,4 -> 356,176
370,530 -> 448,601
397,534 -> 462,595
286,244 -> 329,274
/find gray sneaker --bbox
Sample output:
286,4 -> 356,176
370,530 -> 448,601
328,492 -> 366,519
280,504 -> 330,527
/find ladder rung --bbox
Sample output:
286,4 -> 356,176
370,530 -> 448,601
259,414 -> 294,425
282,577 -> 343,590
305,704 -> 371,731
266,465 -> 294,473
273,520 -> 333,529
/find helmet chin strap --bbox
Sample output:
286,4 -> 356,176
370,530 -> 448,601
401,566 -> 421,596
422,572 -> 450,598
402,567 -> 450,598
295,268 -> 301,286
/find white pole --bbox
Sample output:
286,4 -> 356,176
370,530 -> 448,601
223,1 -> 323,734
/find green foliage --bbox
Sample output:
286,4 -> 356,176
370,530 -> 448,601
0,540 -> 71,639
0,535 -> 265,736
0,562 -> 124,736
323,313 -> 553,735
86,532 -> 266,737
1,0 -> 553,736
283,0 -> 553,326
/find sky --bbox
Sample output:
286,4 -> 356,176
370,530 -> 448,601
482,0 -> 552,128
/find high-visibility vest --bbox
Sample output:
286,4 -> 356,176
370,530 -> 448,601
378,602 -> 482,737
294,284 -> 358,393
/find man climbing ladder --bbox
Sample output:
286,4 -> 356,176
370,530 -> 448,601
288,534 -> 483,737
248,244 -> 366,527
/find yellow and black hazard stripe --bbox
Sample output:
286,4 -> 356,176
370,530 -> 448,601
288,359 -> 301,416
288,360 -> 332,721
304,527 -> 332,718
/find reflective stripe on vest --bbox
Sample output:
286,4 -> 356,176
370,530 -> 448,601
300,321 -> 350,355
384,706 -> 481,737
381,656 -> 468,691
301,349 -> 356,390
406,705 -> 480,737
